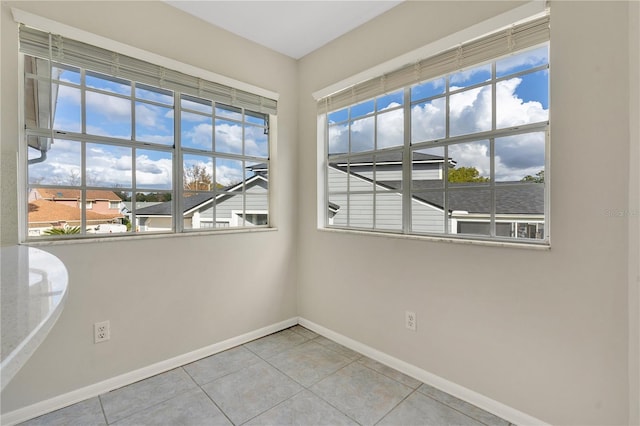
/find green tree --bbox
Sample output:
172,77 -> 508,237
43,226 -> 81,235
448,166 -> 489,183
521,170 -> 544,183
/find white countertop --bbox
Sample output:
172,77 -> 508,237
1,246 -> 69,391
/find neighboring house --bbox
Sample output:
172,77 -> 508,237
28,188 -> 124,235
328,152 -> 544,239
135,155 -> 542,239
135,171 -> 269,232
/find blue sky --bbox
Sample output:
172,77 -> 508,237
30,69 -> 267,189
328,44 -> 549,181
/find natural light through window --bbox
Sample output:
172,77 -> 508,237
21,26 -> 274,240
321,15 -> 549,244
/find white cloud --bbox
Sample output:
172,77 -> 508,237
215,123 -> 243,153
216,164 -> 243,187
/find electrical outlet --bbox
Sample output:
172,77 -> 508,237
94,321 -> 110,343
405,311 -> 417,331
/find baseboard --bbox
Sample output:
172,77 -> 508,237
0,317 -> 297,426
298,317 -> 549,426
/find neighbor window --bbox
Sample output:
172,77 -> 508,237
20,25 -> 275,240
320,14 -> 549,244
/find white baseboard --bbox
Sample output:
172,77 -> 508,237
3,316 -> 547,426
298,317 -> 549,426
0,317 -> 297,426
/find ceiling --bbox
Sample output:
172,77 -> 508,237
164,1 -> 404,59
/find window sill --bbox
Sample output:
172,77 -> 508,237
318,227 -> 551,251
23,227 -> 278,247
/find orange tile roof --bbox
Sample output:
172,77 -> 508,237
34,188 -> 122,201
28,199 -> 123,224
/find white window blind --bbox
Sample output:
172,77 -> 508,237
19,25 -> 278,115
318,13 -> 550,112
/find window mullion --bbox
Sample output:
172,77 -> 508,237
402,87 -> 412,234
174,92 -> 183,233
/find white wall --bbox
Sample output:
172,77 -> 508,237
0,0 -> 298,413
297,2 -> 635,425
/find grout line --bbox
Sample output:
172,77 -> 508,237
373,387 -> 419,426
97,395 -> 109,425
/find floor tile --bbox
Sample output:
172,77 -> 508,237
99,368 -> 198,424
357,357 -> 422,389
377,391 -> 485,426
244,329 -> 308,359
289,325 -> 318,340
183,345 -> 262,385
202,360 -> 302,425
19,397 -> 106,426
267,340 -> 352,386
309,362 -> 413,426
111,388 -> 231,426
418,383 -> 510,426
312,336 -> 362,361
245,390 -> 358,426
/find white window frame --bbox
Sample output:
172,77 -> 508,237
15,10 -> 278,243
315,3 -> 550,247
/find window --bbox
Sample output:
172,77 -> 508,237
20,25 -> 275,240
320,14 -> 549,244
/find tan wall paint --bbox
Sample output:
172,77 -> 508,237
297,2 -> 632,425
0,0 -> 298,412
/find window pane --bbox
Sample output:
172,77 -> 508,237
28,186 -> 83,237
411,98 -> 445,142
86,143 -> 132,188
496,70 -> 548,128
53,64 -> 80,84
373,151 -> 402,186
375,192 -> 402,231
328,108 -> 348,124
246,161 -> 268,184
377,91 -> 403,111
496,44 -> 549,78
411,191 -> 445,234
447,140 -> 490,186
215,119 -> 243,154
215,104 -> 242,121
215,158 -> 244,188
86,72 -> 130,95
24,78 -> 51,129
136,149 -> 172,190
377,109 -> 403,149
449,86 -> 492,137
495,132 -> 545,182
348,154 -> 375,189
135,84 -> 173,105
86,91 -> 131,139
496,184 -> 544,224
328,195 -> 347,226
327,159 -> 348,194
450,64 -> 491,89
183,192 -> 214,230
328,123 -> 349,155
350,99 -> 375,119
135,102 -> 174,145
181,112 -> 212,150
134,194 -> 172,233
28,138 -> 81,186
350,116 -> 374,152
183,154 -> 214,191
449,189 -> 492,234
411,78 -> 445,102
245,111 -> 267,126
245,124 -> 268,158
349,193 -> 373,229
181,95 -> 212,114
53,83 -> 82,133
412,147 -> 445,189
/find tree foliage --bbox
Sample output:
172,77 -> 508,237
184,164 -> 214,191
448,166 -> 489,183
43,226 -> 81,235
521,170 -> 544,183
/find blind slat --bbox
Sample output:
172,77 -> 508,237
19,25 -> 277,115
321,14 -> 550,111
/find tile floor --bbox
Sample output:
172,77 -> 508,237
21,326 -> 513,426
